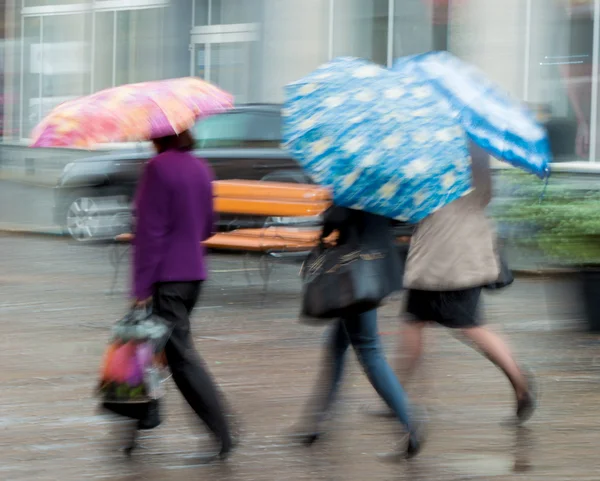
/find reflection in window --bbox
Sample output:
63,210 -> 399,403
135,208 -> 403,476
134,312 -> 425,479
531,0 -> 595,161
193,111 -> 281,148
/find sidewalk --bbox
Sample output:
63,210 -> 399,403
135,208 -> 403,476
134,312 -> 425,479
0,234 -> 596,480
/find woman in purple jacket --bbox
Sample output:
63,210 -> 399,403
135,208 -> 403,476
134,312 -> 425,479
133,130 -> 234,460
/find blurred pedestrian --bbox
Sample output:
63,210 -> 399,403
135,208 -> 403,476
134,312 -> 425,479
133,130 -> 235,459
394,143 -> 536,423
294,206 -> 424,459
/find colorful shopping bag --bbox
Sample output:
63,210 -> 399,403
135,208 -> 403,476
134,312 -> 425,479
97,307 -> 171,405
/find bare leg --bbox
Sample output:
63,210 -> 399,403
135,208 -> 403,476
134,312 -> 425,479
364,321 -> 426,418
459,326 -> 528,399
395,322 -> 427,385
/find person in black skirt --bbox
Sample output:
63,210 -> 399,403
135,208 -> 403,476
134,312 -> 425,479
396,143 -> 536,423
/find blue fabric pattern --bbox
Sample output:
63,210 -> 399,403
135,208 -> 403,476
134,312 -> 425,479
393,52 -> 552,178
283,57 -> 472,224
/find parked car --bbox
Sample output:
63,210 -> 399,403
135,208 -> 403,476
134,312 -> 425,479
54,104 -> 311,241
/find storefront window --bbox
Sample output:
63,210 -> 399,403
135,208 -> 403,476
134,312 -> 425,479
22,16 -> 41,137
41,14 -> 90,99
194,0 -> 262,26
527,0 -> 596,161
94,11 -> 115,92
211,0 -> 262,25
332,0 -> 389,65
115,8 -> 165,85
393,0 -> 433,58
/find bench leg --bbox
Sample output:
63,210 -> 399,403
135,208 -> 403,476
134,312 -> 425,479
107,244 -> 130,296
242,252 -> 254,287
258,254 -> 274,305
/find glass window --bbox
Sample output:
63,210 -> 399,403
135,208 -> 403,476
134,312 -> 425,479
211,0 -> 262,25
527,0 -> 595,161
193,111 -> 282,148
194,0 -> 209,26
211,42 -> 253,103
393,0 -> 434,58
93,11 -> 115,92
332,0 -> 389,65
23,16 -> 41,137
41,14 -> 90,100
115,8 -> 165,85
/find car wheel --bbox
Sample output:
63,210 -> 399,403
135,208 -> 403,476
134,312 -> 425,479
65,191 -> 131,241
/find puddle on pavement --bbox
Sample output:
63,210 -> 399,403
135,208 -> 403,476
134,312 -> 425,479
439,453 -> 516,476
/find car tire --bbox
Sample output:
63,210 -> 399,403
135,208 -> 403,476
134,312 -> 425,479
63,189 -> 131,242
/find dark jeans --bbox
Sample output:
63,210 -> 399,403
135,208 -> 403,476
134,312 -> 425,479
309,309 -> 413,431
153,281 -> 232,450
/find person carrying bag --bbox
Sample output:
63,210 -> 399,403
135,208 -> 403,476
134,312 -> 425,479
292,206 -> 424,459
301,207 -> 401,320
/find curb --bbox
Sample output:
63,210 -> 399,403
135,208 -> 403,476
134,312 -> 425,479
512,268 -> 577,278
0,176 -> 58,188
0,224 -> 65,237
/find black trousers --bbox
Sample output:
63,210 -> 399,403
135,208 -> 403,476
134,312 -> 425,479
153,281 -> 232,450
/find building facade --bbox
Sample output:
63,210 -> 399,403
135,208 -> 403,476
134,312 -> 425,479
3,0 -> 600,163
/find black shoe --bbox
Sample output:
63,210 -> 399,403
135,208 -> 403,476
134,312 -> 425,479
219,437 -> 238,461
286,428 -> 322,446
406,432 -> 422,459
516,369 -> 538,424
378,414 -> 427,462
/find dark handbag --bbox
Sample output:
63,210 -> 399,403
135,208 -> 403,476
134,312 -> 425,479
484,251 -> 514,291
300,238 -> 395,321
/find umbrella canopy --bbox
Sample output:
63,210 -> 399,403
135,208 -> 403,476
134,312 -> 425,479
30,77 -> 233,149
283,57 -> 472,223
393,52 -> 551,178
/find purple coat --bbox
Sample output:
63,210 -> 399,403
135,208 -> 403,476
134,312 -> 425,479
132,150 -> 216,299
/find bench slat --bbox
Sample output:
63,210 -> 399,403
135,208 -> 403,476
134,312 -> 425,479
214,180 -> 330,202
204,233 -> 316,252
214,197 -> 328,217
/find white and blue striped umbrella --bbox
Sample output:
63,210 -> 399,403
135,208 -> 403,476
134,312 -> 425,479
283,57 -> 472,223
393,51 -> 551,178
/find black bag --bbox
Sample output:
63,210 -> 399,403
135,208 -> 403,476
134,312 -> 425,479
484,252 -> 514,291
301,238 -> 395,321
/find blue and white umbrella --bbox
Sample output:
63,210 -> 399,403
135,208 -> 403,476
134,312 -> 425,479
393,51 -> 551,178
283,57 -> 472,223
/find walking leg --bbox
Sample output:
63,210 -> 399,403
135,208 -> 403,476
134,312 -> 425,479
155,282 -> 234,457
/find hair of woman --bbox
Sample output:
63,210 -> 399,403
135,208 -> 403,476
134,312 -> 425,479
152,129 -> 195,153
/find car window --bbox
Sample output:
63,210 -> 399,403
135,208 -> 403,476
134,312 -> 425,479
193,111 -> 282,148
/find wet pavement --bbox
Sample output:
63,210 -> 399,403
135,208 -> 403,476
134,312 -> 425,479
1,233 -> 600,480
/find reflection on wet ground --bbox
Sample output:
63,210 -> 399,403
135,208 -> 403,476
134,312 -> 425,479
1,234 -> 600,480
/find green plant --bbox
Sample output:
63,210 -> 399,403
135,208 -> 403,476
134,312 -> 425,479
495,171 -> 600,265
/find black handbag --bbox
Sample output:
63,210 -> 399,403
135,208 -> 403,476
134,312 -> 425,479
484,251 -> 514,291
300,232 -> 395,320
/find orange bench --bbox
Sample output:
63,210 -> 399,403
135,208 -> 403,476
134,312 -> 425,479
108,181 -> 331,295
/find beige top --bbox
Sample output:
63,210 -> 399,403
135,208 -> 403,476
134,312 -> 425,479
403,147 -> 500,291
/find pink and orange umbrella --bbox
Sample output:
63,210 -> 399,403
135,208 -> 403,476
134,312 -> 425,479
30,77 -> 233,149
